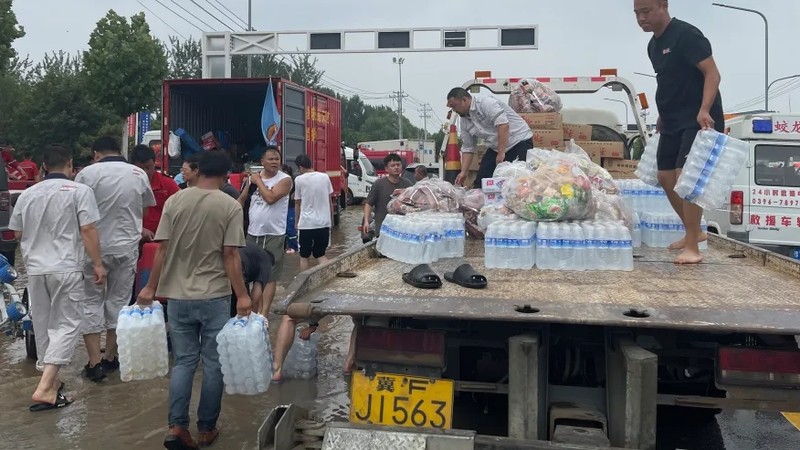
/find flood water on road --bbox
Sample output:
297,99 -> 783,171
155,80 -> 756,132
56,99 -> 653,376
0,208 -> 797,449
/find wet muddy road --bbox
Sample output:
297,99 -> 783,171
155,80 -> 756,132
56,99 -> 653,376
0,209 -> 796,449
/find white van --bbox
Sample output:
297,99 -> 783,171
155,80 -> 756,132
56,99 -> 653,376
342,145 -> 377,205
704,113 -> 800,257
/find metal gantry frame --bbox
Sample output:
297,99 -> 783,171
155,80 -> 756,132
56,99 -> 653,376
201,25 -> 538,78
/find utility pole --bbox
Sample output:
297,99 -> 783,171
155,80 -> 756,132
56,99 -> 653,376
418,104 -> 432,140
247,0 -> 253,77
393,57 -> 405,140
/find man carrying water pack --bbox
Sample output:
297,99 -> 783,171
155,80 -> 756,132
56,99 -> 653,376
634,0 -> 725,264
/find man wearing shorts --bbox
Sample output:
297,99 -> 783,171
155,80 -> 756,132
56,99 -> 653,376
76,136 -> 156,381
235,241 -> 274,317
293,154 -> 334,272
11,144 -> 106,411
636,0 -> 724,264
238,146 -> 292,315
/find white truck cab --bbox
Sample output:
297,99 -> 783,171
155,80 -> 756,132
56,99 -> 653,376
342,145 -> 377,205
705,113 -> 800,257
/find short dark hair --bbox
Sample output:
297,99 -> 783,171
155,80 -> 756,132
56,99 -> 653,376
42,144 -> 72,170
197,150 -> 231,178
415,165 -> 427,175
447,87 -> 471,100
295,154 -> 313,169
264,145 -> 280,156
383,153 -> 403,166
183,154 -> 199,170
91,136 -> 120,154
130,144 -> 155,164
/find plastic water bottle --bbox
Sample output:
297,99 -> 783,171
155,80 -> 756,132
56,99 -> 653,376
635,134 -> 660,187
117,302 -> 169,382
282,327 -> 320,379
484,222 -> 498,269
217,313 -> 273,395
674,129 -> 749,210
632,213 -> 642,248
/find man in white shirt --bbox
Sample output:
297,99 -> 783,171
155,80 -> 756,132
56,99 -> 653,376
75,136 -> 156,382
10,144 -> 106,411
293,153 -> 334,272
237,146 -> 292,315
447,87 -> 534,188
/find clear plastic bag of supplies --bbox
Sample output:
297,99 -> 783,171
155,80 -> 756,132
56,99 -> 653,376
460,188 -> 485,239
387,179 -> 461,214
526,141 -> 619,195
493,161 -> 531,179
477,204 -> 519,231
502,159 -> 595,221
635,134 -> 660,186
593,191 -> 634,230
508,78 -> 563,113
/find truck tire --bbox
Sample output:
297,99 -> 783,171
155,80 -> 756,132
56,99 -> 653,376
1,250 -> 15,267
340,190 -> 348,209
22,288 -> 36,360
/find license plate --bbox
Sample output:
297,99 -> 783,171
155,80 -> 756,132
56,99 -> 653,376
350,372 -> 454,429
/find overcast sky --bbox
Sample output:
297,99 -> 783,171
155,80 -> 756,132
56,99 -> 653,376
11,0 -> 800,133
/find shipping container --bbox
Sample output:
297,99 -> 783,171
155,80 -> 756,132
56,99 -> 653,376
160,77 -> 347,221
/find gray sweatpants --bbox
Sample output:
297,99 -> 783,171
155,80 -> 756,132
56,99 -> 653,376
82,253 -> 138,334
28,272 -> 85,366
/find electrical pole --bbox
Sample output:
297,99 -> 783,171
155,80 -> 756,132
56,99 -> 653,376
247,0 -> 253,78
393,57 -> 405,140
418,104 -> 431,140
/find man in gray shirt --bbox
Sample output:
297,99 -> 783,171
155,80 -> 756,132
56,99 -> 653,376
11,144 -> 106,411
363,153 -> 412,238
75,136 -> 156,382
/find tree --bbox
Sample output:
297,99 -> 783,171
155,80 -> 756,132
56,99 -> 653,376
0,0 -> 25,74
83,10 -> 168,118
166,35 -> 201,79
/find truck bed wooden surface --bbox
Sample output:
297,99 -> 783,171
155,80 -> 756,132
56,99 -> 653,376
279,234 -> 800,334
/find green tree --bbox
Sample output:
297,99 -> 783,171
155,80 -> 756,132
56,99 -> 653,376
166,35 -> 201,79
0,0 -> 25,73
83,10 -> 168,118
8,51 -> 117,159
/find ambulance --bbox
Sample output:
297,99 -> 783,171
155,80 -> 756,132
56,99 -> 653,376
704,113 -> 800,258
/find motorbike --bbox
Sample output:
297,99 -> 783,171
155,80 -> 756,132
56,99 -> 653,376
0,254 -> 35,359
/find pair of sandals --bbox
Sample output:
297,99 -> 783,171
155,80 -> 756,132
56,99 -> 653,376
402,263 -> 487,290
29,381 -> 71,412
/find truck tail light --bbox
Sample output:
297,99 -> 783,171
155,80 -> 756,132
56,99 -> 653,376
718,347 -> 800,387
0,192 -> 9,211
729,190 -> 743,225
1,230 -> 14,241
355,327 -> 446,368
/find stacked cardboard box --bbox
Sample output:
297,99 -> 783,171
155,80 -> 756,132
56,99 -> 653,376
602,159 -> 639,179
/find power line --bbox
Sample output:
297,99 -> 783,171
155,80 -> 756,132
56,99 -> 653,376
210,0 -> 248,28
166,0 -> 216,30
187,0 -> 236,30
203,0 -> 247,30
135,0 -> 188,39
151,0 -> 204,32
729,78 -> 800,111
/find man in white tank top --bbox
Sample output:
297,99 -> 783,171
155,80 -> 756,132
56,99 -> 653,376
237,146 -> 292,315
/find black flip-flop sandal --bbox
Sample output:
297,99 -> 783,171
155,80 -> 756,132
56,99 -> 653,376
402,264 -> 442,289
444,264 -> 488,289
29,391 -> 73,412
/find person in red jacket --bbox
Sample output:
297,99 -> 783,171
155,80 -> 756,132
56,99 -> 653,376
130,144 -> 179,240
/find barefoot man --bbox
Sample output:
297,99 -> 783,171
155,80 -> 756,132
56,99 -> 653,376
635,0 -> 724,264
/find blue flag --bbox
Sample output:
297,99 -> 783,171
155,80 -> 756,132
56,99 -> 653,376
261,83 -> 281,145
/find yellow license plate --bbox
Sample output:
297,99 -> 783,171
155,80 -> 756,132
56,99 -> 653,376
350,371 -> 454,429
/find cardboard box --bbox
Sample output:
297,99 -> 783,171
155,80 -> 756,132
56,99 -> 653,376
533,129 -> 565,149
519,112 -> 563,130
603,159 -> 639,180
481,177 -> 508,193
573,140 -> 626,160
483,192 -> 505,205
468,144 -> 487,171
562,123 -> 593,141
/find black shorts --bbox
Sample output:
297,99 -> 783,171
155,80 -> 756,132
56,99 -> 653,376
299,227 -> 330,258
657,128 -> 700,171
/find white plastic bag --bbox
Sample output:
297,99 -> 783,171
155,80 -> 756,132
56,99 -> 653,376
508,79 -> 563,113
635,134 -> 660,186
168,131 -> 181,159
217,313 -> 274,395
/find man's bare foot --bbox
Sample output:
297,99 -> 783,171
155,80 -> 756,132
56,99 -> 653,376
271,369 -> 283,383
668,232 -> 708,250
674,249 -> 704,265
343,359 -> 354,375
32,385 -> 71,406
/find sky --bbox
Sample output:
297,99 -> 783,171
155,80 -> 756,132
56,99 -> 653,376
10,0 -> 800,134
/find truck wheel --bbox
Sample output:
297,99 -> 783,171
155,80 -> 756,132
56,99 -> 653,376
1,250 -> 15,267
22,288 -> 36,360
340,190 -> 348,209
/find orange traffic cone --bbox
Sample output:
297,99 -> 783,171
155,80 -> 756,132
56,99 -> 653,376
444,120 -> 462,184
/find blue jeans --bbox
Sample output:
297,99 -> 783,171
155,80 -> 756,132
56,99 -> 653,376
167,297 -> 230,431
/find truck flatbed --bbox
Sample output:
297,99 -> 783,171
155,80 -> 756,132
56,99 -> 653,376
279,234 -> 800,334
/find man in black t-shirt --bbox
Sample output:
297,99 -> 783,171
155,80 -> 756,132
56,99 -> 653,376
635,0 -> 724,264
232,242 -> 274,317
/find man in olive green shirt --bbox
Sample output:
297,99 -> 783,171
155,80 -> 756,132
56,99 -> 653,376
137,151 -> 251,450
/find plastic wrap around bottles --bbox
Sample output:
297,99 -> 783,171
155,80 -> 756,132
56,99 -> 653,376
217,313 -> 273,395
674,130 -> 749,210
635,134 -> 660,187
117,303 -> 169,382
377,212 -> 466,264
282,327 -> 320,380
